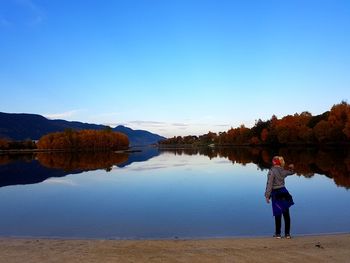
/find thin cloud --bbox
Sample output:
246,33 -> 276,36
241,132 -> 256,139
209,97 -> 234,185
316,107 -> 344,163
44,110 -> 82,120
126,164 -> 168,171
171,123 -> 189,127
43,178 -> 77,186
128,121 -> 190,128
214,124 -> 230,127
128,120 -> 167,126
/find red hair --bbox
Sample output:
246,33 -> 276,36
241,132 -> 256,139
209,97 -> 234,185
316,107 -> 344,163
272,156 -> 281,166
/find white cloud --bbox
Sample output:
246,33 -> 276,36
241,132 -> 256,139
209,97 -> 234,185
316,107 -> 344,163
128,120 -> 167,126
214,124 -> 230,127
172,123 -> 189,127
44,110 -> 82,120
43,178 -> 77,186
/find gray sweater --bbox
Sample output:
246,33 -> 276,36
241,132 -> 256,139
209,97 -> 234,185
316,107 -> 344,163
265,166 -> 294,198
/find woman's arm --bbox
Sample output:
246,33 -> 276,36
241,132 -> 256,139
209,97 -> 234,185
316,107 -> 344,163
283,164 -> 295,177
264,170 -> 274,202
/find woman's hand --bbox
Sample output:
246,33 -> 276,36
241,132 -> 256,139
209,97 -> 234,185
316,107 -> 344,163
266,197 -> 270,204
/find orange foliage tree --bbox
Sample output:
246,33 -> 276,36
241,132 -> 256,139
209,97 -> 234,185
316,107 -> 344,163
37,129 -> 129,151
159,101 -> 350,146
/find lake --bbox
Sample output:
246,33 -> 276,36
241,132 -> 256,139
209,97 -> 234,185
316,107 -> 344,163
0,146 -> 349,239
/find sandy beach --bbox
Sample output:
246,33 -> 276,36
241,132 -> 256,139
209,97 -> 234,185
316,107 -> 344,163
0,234 -> 349,263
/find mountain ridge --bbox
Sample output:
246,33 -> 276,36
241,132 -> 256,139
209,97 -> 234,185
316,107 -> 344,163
0,112 -> 166,146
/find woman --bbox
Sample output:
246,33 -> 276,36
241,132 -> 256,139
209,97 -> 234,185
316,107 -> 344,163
265,156 -> 295,239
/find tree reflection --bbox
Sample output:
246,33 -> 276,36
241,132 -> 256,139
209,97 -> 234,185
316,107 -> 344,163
1,147 -> 350,189
0,152 -> 129,172
160,147 -> 350,189
37,152 -> 129,172
0,153 -> 36,165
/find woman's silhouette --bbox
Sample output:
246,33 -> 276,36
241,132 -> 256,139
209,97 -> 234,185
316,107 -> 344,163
265,156 -> 295,239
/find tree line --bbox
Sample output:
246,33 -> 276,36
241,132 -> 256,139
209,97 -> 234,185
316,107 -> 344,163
159,102 -> 350,146
0,129 -> 129,151
0,138 -> 36,150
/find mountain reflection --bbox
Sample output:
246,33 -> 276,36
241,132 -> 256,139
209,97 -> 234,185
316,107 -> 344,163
160,147 -> 350,189
0,149 -> 159,187
1,146 -> 350,189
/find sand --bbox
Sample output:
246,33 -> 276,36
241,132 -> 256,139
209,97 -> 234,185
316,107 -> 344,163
0,234 -> 349,263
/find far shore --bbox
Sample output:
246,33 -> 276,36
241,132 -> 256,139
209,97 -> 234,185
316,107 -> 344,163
1,234 -> 349,263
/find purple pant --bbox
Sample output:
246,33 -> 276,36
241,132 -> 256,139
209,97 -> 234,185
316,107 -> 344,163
271,187 -> 294,216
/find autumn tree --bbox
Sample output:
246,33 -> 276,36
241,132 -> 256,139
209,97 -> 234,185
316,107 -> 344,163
159,101 -> 350,146
251,119 -> 270,144
199,132 -> 217,144
37,129 -> 129,151
327,101 -> 350,141
274,113 -> 313,144
313,102 -> 350,143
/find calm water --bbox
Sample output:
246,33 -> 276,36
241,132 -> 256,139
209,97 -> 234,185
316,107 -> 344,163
0,147 -> 349,239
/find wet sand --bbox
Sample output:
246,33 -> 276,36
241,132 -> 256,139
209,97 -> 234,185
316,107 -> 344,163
1,234 -> 349,263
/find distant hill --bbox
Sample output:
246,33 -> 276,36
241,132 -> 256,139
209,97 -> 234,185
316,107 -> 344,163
0,112 -> 166,146
113,125 -> 165,147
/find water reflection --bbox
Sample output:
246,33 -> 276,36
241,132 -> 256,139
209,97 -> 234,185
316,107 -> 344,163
37,152 -> 128,172
1,146 -> 350,189
0,148 -> 160,187
160,147 -> 350,189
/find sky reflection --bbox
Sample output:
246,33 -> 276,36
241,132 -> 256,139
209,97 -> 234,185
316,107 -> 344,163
0,149 -> 349,239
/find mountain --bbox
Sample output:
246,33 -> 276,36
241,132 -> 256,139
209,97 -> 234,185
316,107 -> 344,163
114,125 -> 165,146
0,112 -> 166,146
0,112 -> 106,141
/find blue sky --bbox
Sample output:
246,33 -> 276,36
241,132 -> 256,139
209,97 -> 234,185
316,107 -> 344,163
1,0 -> 349,137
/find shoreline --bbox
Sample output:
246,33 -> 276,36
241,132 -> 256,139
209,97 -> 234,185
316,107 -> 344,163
1,231 -> 349,241
1,233 -> 349,263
